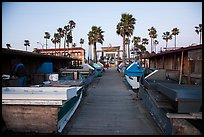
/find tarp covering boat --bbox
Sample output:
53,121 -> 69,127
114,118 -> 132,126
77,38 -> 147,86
124,61 -> 144,77
124,61 -> 144,90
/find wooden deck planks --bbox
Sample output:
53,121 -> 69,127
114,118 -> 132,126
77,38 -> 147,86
61,67 -> 162,135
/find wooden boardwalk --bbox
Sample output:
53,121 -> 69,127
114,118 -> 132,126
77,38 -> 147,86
61,67 -> 162,135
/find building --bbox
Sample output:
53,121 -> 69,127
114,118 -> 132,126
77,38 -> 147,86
141,44 -> 202,85
2,48 -> 81,86
35,47 -> 85,65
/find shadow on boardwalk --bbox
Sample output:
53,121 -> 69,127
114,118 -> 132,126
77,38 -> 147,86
61,67 -> 162,135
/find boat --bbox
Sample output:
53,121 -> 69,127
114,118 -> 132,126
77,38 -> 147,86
59,63 -> 95,78
139,68 -> 202,134
124,61 -> 144,91
91,63 -> 103,77
58,64 -> 96,94
2,86 -> 83,133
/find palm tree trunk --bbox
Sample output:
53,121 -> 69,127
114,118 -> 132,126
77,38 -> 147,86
151,38 -> 153,53
175,36 -> 176,49
128,43 -> 130,60
55,43 -> 56,55
122,34 -> 126,63
26,46 -> 27,51
46,39 -> 47,49
67,42 -> 69,57
166,41 -> 168,51
64,37 -> 66,56
200,32 -> 202,44
94,42 -> 97,63
59,39 -> 61,55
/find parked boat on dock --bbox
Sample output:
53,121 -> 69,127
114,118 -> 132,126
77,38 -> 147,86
124,61 -> 144,91
139,68 -> 202,135
2,86 -> 83,133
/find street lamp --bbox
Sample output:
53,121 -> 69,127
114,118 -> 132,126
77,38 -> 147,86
37,42 -> 46,52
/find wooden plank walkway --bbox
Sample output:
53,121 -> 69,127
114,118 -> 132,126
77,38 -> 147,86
61,67 -> 162,135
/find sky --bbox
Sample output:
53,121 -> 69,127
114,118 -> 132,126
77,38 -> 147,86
2,2 -> 202,59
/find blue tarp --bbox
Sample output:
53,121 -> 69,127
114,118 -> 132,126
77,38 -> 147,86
37,62 -> 53,74
124,61 -> 144,77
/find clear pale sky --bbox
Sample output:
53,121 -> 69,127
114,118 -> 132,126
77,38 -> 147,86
2,2 -> 202,58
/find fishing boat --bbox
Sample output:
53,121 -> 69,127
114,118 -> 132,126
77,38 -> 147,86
124,61 -> 144,91
2,86 -> 83,133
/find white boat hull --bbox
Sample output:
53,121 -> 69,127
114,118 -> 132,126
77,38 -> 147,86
125,75 -> 140,90
2,86 -> 83,133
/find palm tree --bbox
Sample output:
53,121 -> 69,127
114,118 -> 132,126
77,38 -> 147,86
80,38 -> 84,47
51,33 -> 59,55
24,40 -> 30,51
57,28 -> 64,54
63,20 -> 76,56
162,31 -> 172,51
88,26 -> 104,63
148,27 -> 157,53
116,13 -> 136,63
132,36 -> 141,49
63,25 -> 69,56
171,28 -> 179,49
153,39 -> 159,53
44,32 -> 50,49
72,43 -> 77,48
6,43 -> 11,49
125,38 -> 130,60
141,38 -> 149,47
195,24 -> 202,44
132,36 -> 141,60
66,32 -> 73,48
68,20 -> 76,46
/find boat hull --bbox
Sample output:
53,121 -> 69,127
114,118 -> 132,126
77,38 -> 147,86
125,75 -> 140,90
2,86 -> 83,133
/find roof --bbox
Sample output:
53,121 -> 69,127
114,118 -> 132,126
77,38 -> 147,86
36,47 -> 85,52
142,44 -> 202,59
2,48 -> 78,60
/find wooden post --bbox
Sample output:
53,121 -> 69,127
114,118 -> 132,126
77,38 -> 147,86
179,51 -> 184,85
187,59 -> 191,84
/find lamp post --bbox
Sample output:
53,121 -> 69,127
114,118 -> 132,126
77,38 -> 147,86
37,42 -> 46,53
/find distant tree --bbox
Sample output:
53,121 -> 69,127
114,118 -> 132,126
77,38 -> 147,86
80,38 -> 84,47
162,31 -> 172,51
171,28 -> 179,49
24,40 -> 30,51
33,48 -> 39,53
6,43 -> 11,49
72,43 -> 77,48
116,13 -> 136,63
51,33 -> 59,55
132,36 -> 141,50
88,26 -> 104,63
141,38 -> 149,48
148,27 -> 157,53
195,24 -> 202,44
63,20 -> 76,56
44,32 -> 50,49
57,28 -> 64,52
153,39 -> 159,53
